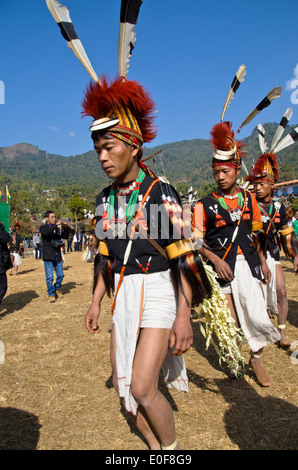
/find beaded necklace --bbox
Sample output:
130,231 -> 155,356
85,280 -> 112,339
258,200 -> 274,226
258,200 -> 273,215
216,189 -> 244,222
107,169 -> 145,224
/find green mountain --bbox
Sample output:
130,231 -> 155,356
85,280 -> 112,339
0,123 -> 297,222
1,122 -> 297,190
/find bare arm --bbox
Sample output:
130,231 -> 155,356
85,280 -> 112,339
85,274 -> 107,334
170,273 -> 193,356
200,245 -> 234,282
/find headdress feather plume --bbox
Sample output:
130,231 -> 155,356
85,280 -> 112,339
46,0 -> 100,84
220,65 -> 246,121
271,126 -> 298,153
236,86 -> 282,134
270,107 -> 293,152
118,0 -> 143,79
257,124 -> 268,154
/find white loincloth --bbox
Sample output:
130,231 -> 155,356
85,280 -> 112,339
228,255 -> 280,352
263,252 -> 280,315
112,269 -> 188,415
11,252 -> 22,267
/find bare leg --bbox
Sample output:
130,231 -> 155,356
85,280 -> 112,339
249,350 -> 272,387
131,328 -> 179,449
275,264 -> 290,348
110,325 -> 164,450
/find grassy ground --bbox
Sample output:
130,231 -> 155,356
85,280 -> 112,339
0,252 -> 297,450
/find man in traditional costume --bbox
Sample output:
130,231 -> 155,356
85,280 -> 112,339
45,0 -> 211,450
192,66 -> 281,388
82,74 -> 212,450
246,114 -> 298,348
45,0 -> 244,447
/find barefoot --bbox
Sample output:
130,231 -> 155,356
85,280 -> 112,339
277,330 -> 291,349
249,357 -> 272,387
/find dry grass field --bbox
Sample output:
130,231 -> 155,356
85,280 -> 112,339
0,252 -> 297,450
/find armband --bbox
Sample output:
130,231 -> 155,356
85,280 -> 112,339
278,226 -> 293,237
166,239 -> 194,260
279,226 -> 298,259
252,220 -> 263,232
98,240 -> 109,257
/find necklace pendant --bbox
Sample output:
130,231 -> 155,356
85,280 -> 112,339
117,222 -> 126,238
230,209 -> 241,222
261,214 -> 269,223
110,222 -> 117,237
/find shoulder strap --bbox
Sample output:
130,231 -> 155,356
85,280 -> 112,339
258,203 -> 277,234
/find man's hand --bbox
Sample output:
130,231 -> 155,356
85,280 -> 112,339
213,257 -> 234,282
261,261 -> 271,284
169,313 -> 193,356
85,303 -> 101,334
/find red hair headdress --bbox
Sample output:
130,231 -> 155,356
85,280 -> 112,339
81,75 -> 157,145
210,121 -> 244,169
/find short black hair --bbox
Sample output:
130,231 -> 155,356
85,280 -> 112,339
45,211 -> 55,218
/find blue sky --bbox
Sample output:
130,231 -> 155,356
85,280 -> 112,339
0,0 -> 297,157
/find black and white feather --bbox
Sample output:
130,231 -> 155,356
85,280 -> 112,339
220,65 -> 246,121
46,0 -> 100,83
118,0 -> 143,79
237,86 -> 282,134
257,124 -> 268,154
272,126 -> 298,153
270,107 -> 293,152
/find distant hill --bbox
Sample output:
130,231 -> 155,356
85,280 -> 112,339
0,122 -> 297,193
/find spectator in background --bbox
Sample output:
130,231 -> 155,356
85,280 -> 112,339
33,230 -> 42,259
73,232 -> 78,252
67,227 -> 74,253
292,209 -> 298,236
77,231 -> 83,251
9,229 -> 23,275
293,210 -> 298,238
40,211 -> 64,303
0,221 -> 13,308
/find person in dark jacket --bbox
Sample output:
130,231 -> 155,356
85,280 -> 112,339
40,211 -> 64,303
0,221 -> 13,307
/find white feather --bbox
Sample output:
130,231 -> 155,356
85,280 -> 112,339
270,107 -> 293,152
118,0 -> 143,79
46,0 -> 100,83
220,64 -> 246,121
237,86 -> 282,133
257,124 -> 268,154
272,126 -> 298,153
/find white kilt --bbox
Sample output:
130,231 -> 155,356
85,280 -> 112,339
263,252 -> 280,315
112,269 -> 188,415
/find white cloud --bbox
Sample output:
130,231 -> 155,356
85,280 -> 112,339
48,125 -> 59,131
68,131 -> 75,138
286,63 -> 298,91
